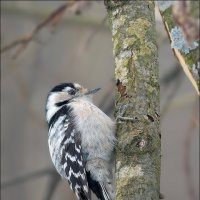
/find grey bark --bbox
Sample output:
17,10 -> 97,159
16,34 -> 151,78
104,1 -> 161,200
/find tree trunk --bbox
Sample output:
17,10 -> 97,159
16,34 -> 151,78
104,1 -> 161,200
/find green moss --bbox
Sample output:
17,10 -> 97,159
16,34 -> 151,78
163,7 -> 176,30
127,18 -> 151,38
144,82 -> 155,93
162,7 -> 175,30
123,37 -> 137,49
184,45 -> 200,70
139,45 -> 152,56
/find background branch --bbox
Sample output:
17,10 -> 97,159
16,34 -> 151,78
158,1 -> 199,95
1,1 -> 78,58
161,66 -> 183,118
172,1 -> 199,43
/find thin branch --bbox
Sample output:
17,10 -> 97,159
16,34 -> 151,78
158,5 -> 199,96
1,1 -> 78,58
1,168 -> 56,189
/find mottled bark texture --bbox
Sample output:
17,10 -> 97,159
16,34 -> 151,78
159,1 -> 199,94
105,1 -> 161,200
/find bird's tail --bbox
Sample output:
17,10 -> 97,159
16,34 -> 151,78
86,172 -> 112,200
99,182 -> 111,200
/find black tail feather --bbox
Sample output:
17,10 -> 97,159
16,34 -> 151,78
79,188 -> 90,200
86,172 -> 110,200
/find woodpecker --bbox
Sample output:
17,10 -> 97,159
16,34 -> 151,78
45,83 -> 116,200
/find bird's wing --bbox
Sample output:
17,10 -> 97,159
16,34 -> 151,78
60,119 -> 90,200
48,105 -> 90,200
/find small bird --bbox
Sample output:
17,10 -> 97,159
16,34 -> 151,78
45,83 -> 116,200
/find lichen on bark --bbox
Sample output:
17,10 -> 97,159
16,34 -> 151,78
105,1 -> 161,200
158,1 -> 199,93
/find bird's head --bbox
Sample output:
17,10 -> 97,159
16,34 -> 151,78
45,83 -> 100,121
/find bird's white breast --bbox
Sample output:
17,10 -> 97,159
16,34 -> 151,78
70,97 -> 116,161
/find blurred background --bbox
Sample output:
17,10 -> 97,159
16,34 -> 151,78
1,1 -> 199,200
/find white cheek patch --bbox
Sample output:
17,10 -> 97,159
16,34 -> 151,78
46,93 -> 59,122
62,87 -> 73,92
47,93 -> 57,106
46,107 -> 59,122
74,83 -> 82,89
46,93 -> 57,114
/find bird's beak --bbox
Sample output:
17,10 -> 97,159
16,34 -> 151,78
85,88 -> 101,95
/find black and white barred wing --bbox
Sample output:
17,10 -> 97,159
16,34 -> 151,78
48,113 -> 89,200
63,126 -> 90,200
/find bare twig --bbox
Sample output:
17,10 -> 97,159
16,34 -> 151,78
183,98 -> 199,200
1,1 -> 78,58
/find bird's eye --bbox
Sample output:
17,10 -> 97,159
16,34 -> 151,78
68,89 -> 76,95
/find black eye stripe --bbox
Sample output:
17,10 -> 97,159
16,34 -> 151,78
55,99 -> 71,107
